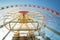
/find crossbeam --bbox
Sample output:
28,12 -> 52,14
9,21 -> 38,23
10,29 -> 38,31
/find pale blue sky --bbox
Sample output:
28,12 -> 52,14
0,0 -> 60,40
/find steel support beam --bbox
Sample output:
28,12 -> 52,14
10,29 -> 38,31
45,26 -> 60,35
2,30 -> 10,40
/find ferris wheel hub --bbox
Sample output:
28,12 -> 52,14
19,11 -> 28,14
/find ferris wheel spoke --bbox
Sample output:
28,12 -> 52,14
45,26 -> 60,35
2,30 -> 11,40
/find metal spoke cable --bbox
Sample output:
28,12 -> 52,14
44,14 -> 60,26
45,25 -> 60,35
2,30 -> 11,40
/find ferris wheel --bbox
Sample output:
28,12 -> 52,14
0,4 -> 60,40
